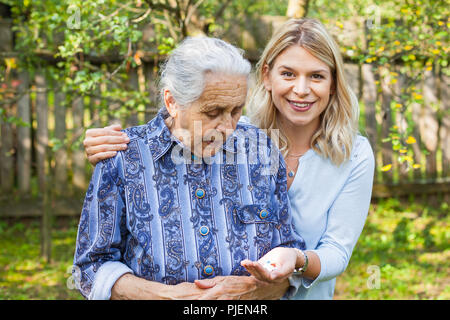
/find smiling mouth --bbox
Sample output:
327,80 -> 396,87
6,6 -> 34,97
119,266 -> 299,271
288,100 -> 316,111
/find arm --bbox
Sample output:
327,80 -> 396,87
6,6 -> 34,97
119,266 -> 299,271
300,139 -> 375,289
73,156 -> 206,300
83,124 -> 130,165
74,156 -> 132,299
111,273 -> 207,300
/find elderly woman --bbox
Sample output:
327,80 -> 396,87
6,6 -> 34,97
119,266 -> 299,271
73,37 -> 306,300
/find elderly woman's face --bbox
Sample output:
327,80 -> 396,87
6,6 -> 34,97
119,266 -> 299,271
167,72 -> 248,158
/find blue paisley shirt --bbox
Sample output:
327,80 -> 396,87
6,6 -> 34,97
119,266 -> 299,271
73,112 -> 305,299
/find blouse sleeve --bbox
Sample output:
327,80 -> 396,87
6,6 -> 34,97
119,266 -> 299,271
73,156 -> 133,300
271,151 -> 306,251
303,138 -> 375,289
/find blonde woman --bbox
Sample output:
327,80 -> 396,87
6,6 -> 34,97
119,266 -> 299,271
82,18 -> 375,300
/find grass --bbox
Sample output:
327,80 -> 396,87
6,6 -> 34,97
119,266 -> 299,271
0,218 -> 82,300
0,197 -> 448,300
334,197 -> 449,300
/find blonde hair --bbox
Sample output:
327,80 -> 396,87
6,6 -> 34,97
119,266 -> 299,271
248,18 -> 359,166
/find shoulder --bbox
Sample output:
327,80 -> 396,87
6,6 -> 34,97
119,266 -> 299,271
238,115 -> 251,124
349,135 -> 375,172
121,124 -> 149,141
351,135 -> 374,161
235,121 -> 282,157
99,124 -> 149,173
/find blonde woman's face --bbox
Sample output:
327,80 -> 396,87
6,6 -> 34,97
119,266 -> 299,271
263,45 -> 333,131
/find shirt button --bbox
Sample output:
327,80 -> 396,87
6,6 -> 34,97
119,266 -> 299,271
259,209 -> 269,219
199,226 -> 209,236
204,265 -> 214,276
195,188 -> 205,199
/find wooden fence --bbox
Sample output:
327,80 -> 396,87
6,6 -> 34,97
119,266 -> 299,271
1,61 -> 448,202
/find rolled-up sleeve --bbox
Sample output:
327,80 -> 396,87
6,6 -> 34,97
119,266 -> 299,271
303,140 -> 375,289
73,157 -> 133,300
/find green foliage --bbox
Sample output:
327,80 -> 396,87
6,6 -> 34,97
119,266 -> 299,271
308,0 -> 449,171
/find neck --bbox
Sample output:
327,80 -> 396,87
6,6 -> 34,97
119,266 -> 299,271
279,115 -> 320,154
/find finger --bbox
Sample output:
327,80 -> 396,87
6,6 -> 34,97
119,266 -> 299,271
85,127 -> 126,138
104,123 -> 123,130
250,261 -> 274,281
84,135 -> 130,148
88,151 -> 117,165
241,261 -> 269,282
194,279 -> 217,289
86,143 -> 128,156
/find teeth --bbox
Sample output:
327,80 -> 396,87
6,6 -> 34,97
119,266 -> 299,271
291,102 -> 311,107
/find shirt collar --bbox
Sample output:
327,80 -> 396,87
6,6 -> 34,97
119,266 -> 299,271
146,110 -> 239,161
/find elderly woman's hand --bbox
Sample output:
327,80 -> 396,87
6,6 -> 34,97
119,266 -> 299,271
194,275 -> 289,300
83,124 -> 130,165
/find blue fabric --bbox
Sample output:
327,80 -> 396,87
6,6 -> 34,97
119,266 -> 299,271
73,112 -> 305,299
285,135 -> 375,300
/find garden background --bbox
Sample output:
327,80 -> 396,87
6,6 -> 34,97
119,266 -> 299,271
0,0 -> 448,299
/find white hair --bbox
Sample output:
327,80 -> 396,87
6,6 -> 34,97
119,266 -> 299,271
158,37 -> 251,112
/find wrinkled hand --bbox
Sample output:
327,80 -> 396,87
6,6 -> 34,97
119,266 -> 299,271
83,124 -> 130,165
194,275 -> 289,300
241,247 -> 297,283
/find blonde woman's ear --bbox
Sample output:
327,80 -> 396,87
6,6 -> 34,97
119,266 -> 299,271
262,64 -> 272,92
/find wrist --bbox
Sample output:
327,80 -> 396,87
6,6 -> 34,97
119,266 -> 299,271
293,248 -> 308,275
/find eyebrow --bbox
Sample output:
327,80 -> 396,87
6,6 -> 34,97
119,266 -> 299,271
201,103 -> 245,112
278,65 -> 330,74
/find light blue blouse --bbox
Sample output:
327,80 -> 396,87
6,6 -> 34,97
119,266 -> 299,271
285,134 -> 375,300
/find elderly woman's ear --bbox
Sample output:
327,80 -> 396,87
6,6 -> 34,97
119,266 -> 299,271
163,89 -> 179,119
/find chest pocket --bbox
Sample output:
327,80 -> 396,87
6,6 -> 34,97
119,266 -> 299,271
234,204 -> 278,224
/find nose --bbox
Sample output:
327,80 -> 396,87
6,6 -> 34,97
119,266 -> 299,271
293,76 -> 311,96
216,113 -> 234,133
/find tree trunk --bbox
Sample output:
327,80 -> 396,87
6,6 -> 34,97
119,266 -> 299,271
72,96 -> 86,191
286,0 -> 310,18
41,166 -> 52,263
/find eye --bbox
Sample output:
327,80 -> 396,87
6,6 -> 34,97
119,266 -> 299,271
281,71 -> 295,78
205,110 -> 220,118
311,74 -> 325,80
231,106 -> 243,116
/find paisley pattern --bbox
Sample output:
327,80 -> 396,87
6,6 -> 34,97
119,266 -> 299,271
73,111 -> 305,299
